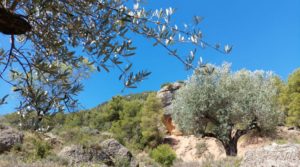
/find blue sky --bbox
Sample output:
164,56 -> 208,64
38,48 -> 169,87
0,0 -> 300,114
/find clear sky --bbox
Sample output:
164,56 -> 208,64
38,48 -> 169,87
0,0 -> 300,114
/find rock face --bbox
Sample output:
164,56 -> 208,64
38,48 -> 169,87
157,82 -> 184,135
157,82 -> 183,108
240,144 -> 300,167
59,145 -> 111,165
0,124 -> 24,153
100,139 -> 138,167
59,139 -> 138,166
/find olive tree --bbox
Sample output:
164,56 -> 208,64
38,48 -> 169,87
0,0 -> 231,125
172,63 -> 280,156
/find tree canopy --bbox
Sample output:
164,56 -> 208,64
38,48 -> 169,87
172,63 -> 281,156
0,0 -> 231,122
277,68 -> 300,127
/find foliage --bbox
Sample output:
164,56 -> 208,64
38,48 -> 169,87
10,132 -> 54,162
4,110 -> 65,130
172,63 -> 281,156
139,93 -> 164,148
0,0 -> 231,122
111,93 -> 164,149
136,153 -> 161,167
110,99 -> 143,149
150,144 -> 176,167
277,68 -> 300,127
33,140 -> 52,159
53,126 -> 106,147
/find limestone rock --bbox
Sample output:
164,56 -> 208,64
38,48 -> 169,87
240,144 -> 300,167
157,82 -> 184,135
59,139 -> 138,166
157,82 -> 183,108
100,139 -> 138,167
58,144 -> 112,165
0,124 -> 24,153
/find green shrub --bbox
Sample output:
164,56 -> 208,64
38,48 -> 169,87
33,140 -> 52,159
139,93 -> 164,148
150,144 -> 176,167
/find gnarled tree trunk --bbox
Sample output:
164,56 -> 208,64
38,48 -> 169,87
223,139 -> 238,156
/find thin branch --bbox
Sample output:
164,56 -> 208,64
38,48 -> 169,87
9,0 -> 20,11
0,35 -> 14,78
106,4 -> 229,54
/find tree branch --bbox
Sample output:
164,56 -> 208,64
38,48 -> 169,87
0,35 -> 14,78
234,118 -> 259,141
9,0 -> 20,11
202,132 -> 217,138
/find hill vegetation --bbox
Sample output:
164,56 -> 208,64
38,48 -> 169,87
0,65 -> 300,167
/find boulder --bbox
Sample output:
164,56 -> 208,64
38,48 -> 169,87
59,139 -> 138,166
58,145 -> 112,165
240,144 -> 300,167
157,82 -> 183,108
0,124 -> 24,153
100,139 -> 138,167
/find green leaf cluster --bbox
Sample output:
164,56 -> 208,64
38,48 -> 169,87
150,144 -> 176,167
277,68 -> 300,127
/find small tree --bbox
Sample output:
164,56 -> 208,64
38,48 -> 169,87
140,93 -> 164,148
0,0 -> 231,122
278,68 -> 300,127
172,63 -> 280,156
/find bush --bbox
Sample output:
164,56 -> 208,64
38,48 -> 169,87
139,93 -> 164,148
150,144 -> 176,167
33,139 -> 52,159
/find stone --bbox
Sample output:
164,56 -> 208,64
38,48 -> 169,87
240,144 -> 300,167
0,124 -> 24,153
157,82 -> 184,135
100,139 -> 138,167
58,145 -> 112,165
157,82 -> 184,108
59,139 -> 138,166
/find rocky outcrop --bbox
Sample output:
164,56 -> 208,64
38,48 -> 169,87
157,82 -> 184,135
240,144 -> 300,167
157,82 -> 183,108
58,144 -> 112,165
59,139 -> 138,166
100,139 -> 138,167
170,135 -> 226,163
0,124 -> 24,153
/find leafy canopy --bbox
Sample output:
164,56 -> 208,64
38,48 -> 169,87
278,68 -> 300,127
0,0 -> 231,121
172,63 -> 280,155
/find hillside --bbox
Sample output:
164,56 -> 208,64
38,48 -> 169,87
0,83 -> 300,167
